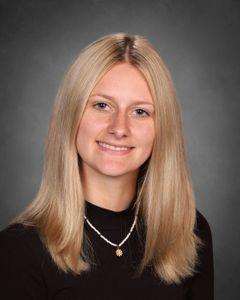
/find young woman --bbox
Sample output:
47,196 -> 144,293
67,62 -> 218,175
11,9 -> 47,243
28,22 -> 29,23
0,32 -> 214,299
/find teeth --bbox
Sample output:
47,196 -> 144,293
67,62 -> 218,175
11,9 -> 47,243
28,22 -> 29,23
98,142 -> 131,151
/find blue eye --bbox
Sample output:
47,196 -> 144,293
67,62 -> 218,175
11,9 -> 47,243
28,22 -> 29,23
133,108 -> 149,117
93,102 -> 149,118
93,102 -> 109,110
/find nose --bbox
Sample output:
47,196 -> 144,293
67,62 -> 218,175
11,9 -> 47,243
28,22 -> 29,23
107,111 -> 130,138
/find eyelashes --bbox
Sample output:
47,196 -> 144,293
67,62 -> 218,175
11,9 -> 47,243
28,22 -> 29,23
92,102 -> 150,118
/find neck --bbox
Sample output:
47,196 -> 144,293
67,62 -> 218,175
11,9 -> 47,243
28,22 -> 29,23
81,165 -> 139,212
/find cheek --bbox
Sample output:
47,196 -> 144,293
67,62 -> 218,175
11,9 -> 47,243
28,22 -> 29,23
135,122 -> 155,147
76,113 -> 105,146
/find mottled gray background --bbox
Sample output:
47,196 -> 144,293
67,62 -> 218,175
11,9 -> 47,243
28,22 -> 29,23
0,0 -> 239,299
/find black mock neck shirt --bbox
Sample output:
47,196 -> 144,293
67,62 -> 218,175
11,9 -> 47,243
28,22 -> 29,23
0,198 -> 214,299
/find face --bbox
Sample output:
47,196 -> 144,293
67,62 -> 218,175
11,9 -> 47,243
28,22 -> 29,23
76,62 -> 155,179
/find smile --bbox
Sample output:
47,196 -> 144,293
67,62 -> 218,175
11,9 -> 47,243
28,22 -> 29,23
98,141 -> 132,150
96,141 -> 134,155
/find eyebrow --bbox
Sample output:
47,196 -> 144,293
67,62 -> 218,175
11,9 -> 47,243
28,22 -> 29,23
90,93 -> 154,106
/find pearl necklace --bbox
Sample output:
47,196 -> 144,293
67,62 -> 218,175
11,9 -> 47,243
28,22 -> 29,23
84,204 -> 139,257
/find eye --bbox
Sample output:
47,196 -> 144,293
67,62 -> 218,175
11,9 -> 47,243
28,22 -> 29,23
93,102 -> 110,111
133,108 -> 150,118
92,102 -> 150,118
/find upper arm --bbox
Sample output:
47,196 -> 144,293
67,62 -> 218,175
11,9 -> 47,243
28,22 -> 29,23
0,226 -> 48,299
188,210 -> 214,300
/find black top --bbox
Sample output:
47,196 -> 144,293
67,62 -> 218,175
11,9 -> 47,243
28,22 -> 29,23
0,198 -> 214,300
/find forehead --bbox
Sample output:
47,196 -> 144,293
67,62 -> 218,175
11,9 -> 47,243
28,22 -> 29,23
90,63 -> 153,104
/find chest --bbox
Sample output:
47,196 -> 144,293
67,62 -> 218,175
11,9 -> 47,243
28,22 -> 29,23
42,228 -> 192,300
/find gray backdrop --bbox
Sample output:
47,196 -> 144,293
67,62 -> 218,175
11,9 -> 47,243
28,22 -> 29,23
0,0 -> 239,299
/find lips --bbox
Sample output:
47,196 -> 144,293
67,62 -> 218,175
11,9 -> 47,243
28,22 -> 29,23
96,141 -> 134,149
96,141 -> 134,155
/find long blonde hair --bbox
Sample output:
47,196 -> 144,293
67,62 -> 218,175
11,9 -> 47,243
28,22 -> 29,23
10,32 -> 204,285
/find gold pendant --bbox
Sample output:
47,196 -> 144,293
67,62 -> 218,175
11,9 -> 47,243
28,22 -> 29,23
115,247 -> 123,257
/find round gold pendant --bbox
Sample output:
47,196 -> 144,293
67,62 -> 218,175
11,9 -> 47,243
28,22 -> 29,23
115,248 -> 123,257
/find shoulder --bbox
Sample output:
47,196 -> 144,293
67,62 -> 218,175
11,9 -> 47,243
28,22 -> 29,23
0,222 -> 41,243
195,209 -> 214,259
0,222 -> 46,262
195,209 -> 213,240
